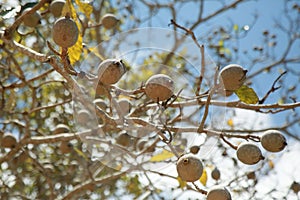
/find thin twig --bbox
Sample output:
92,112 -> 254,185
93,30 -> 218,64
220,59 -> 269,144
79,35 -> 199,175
259,71 -> 287,104
220,134 -> 238,150
192,182 -> 207,195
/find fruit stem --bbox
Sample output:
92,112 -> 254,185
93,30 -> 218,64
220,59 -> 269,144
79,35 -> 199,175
192,182 -> 207,195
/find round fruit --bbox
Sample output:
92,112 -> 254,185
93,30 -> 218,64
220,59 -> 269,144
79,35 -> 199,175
52,16 -> 79,48
291,181 -> 300,194
176,153 -> 203,182
207,187 -> 232,200
117,99 -> 132,114
59,141 -> 72,154
116,132 -> 131,147
101,14 -> 118,29
95,83 -> 108,97
261,130 -> 287,152
97,59 -> 126,85
1,133 -> 17,148
145,74 -> 174,101
22,8 -> 41,27
219,64 -> 247,91
50,0 -> 66,17
247,171 -> 256,180
211,167 -> 221,180
236,143 -> 264,165
52,124 -> 70,134
190,145 -> 200,154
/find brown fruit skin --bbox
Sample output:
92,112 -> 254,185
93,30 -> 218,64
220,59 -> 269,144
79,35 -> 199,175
145,74 -> 174,101
136,140 -> 147,151
97,59 -> 126,85
52,124 -> 70,134
291,181 -> 300,194
52,16 -> 79,48
206,187 -> 232,200
176,153 -> 203,182
101,14 -> 118,29
116,132 -> 131,147
219,64 -> 247,91
95,83 -> 108,97
22,8 -> 41,27
211,167 -> 221,180
247,171 -> 256,180
190,145 -> 200,154
261,130 -> 287,152
93,98 -> 107,110
50,0 -> 66,17
236,143 -> 264,165
1,133 -> 17,148
59,141 -> 72,154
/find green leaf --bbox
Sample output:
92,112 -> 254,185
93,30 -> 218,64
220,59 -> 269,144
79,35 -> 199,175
235,85 -> 259,104
150,149 -> 174,162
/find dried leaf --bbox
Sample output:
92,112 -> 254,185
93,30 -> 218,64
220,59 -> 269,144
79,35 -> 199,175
235,85 -> 259,104
150,149 -> 174,162
199,168 -> 207,186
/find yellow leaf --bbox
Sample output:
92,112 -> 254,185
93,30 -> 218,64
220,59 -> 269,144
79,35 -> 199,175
177,176 -> 187,189
149,149 -> 174,162
73,147 -> 88,160
218,40 -> 224,47
88,47 -> 105,60
233,24 -> 239,32
199,168 -> 207,186
268,160 -> 274,169
61,0 -> 76,19
75,0 -> 93,20
68,33 -> 82,64
235,85 -> 259,104
227,119 -> 234,127
61,0 -> 83,64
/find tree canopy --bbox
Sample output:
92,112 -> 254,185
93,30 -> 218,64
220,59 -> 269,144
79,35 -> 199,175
0,0 -> 300,199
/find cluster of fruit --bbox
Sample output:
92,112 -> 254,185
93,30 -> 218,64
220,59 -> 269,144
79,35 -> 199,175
236,130 -> 287,165
175,129 -> 287,199
95,59 -> 175,102
21,0 -> 118,48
